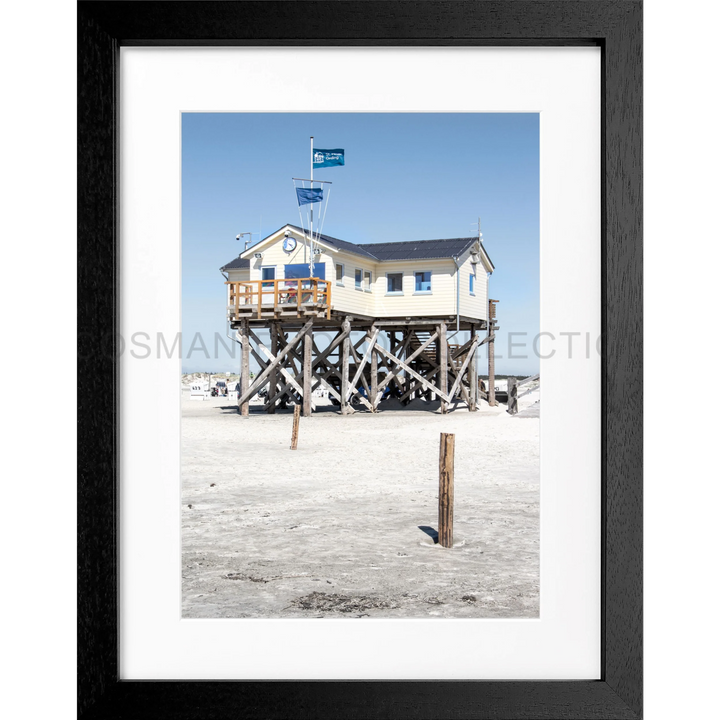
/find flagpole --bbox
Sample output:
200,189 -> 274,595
309,136 -> 314,278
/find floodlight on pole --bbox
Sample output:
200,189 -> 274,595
236,232 -> 253,250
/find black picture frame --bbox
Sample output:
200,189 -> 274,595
78,1 -> 642,718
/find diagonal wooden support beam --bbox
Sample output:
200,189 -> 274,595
249,346 -> 270,372
346,342 -> 374,411
312,326 -> 351,370
317,376 -> 343,405
376,344 -> 451,403
517,373 -> 540,387
277,331 -> 305,377
265,377 -> 297,408
375,331 -> 437,398
447,350 -> 471,406
249,328 -> 315,411
451,336 -> 476,361
237,320 -> 313,407
347,328 -> 379,399
399,368 -> 439,402
448,335 -> 480,402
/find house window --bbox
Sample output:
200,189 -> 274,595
364,271 -> 372,291
414,271 -> 432,293
261,266 -> 276,289
355,268 -> 363,290
469,270 -> 476,295
335,263 -> 344,285
386,272 -> 403,294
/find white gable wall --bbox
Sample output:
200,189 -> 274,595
457,245 -> 489,322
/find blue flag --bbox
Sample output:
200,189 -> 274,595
296,187 -> 324,206
313,149 -> 345,168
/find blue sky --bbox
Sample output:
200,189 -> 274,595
182,113 -> 539,374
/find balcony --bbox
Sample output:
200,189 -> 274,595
226,278 -> 332,322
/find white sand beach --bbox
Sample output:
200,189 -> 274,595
182,388 -> 540,619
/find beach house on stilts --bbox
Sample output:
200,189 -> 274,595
221,223 -> 496,417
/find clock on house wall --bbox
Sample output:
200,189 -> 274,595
282,235 -> 297,252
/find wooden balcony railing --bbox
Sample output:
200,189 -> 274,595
226,278 -> 332,320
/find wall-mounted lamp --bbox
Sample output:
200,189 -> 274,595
254,252 -> 263,259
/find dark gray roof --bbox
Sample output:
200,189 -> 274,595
289,225 -> 480,262
224,225 -> 492,269
286,224 -> 378,260
357,237 -> 477,262
220,256 -> 250,271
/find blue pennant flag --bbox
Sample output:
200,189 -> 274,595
296,187 -> 324,206
313,149 -> 345,168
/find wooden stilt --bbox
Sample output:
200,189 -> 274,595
340,319 -> 352,415
370,327 -> 378,408
268,323 -> 278,413
488,300 -> 498,406
439,322 -> 448,414
232,315 -> 495,416
240,320 -> 250,417
469,325 -> 478,411
438,432 -> 455,548
303,319 -> 313,417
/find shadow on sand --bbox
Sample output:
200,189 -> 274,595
218,404 -> 342,415
418,525 -> 439,544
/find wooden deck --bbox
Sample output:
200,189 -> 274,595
226,278 -> 331,321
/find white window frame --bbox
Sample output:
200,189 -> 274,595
469,269 -> 476,296
335,262 -> 344,286
413,270 -> 433,295
385,272 -> 404,296
364,270 -> 373,292
354,268 -> 363,291
261,266 -> 277,291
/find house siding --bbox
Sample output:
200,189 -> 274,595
457,247 -> 489,322
230,227 -> 490,322
374,260 -> 457,318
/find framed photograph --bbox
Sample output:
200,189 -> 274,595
78,1 -> 641,718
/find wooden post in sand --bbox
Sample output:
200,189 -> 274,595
290,404 -> 301,450
507,377 -> 518,415
438,432 -> 455,548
